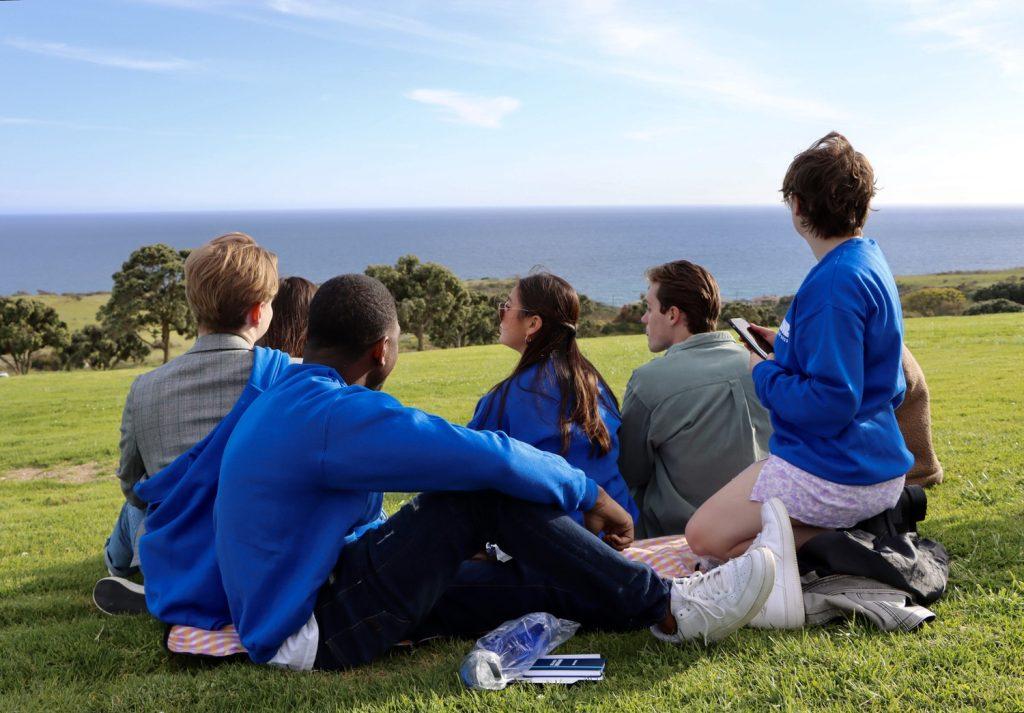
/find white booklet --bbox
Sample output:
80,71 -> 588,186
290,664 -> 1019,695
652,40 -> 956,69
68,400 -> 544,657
519,654 -> 605,684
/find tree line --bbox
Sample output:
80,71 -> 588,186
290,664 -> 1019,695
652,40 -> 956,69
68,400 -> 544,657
7,242 -> 1020,375
0,245 -> 520,373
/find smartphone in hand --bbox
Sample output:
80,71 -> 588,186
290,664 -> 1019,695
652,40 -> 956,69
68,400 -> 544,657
727,317 -> 772,361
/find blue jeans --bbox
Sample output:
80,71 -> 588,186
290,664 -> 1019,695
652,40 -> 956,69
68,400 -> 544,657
104,501 -> 146,577
312,491 -> 670,670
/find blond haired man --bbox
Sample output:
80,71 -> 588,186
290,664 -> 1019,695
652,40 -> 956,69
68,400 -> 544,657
94,233 -> 278,614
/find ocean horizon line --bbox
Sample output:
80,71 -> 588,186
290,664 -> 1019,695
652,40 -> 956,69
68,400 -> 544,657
4,203 -> 1024,218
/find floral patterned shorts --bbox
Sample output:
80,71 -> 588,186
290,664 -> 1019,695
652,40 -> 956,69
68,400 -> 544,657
750,455 -> 906,529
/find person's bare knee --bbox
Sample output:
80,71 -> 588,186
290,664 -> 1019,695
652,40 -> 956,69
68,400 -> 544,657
685,517 -> 727,560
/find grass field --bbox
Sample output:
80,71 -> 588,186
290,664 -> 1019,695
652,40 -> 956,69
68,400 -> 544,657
1,315 -> 1023,710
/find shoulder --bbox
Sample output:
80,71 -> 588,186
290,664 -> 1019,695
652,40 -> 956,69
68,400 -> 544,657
803,240 -> 893,313
631,339 -> 747,393
509,361 -> 559,400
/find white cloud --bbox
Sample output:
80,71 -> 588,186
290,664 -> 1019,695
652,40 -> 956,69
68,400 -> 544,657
4,38 -> 198,72
406,89 -> 520,128
896,0 -> 1024,78
546,3 -> 843,121
124,1 -> 843,120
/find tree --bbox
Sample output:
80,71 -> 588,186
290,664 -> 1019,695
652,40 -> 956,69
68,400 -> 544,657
61,324 -> 150,370
902,287 -> 967,317
99,244 -> 195,364
430,288 -> 499,348
0,298 -> 69,374
366,255 -> 463,351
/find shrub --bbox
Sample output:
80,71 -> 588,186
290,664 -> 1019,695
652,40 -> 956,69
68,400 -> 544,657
718,301 -> 780,329
964,298 -> 1024,315
902,287 -> 967,317
61,325 -> 150,370
972,279 -> 1024,305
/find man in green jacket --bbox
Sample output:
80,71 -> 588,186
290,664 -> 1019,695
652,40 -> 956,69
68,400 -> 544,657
619,260 -> 772,538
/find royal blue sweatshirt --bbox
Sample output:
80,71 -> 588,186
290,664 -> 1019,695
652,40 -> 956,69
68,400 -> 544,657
752,238 -> 914,485
215,363 -> 599,664
468,361 -> 639,525
135,346 -> 291,630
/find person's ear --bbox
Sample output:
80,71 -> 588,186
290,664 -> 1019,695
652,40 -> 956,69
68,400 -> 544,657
526,315 -> 543,339
789,196 -> 802,216
369,335 -> 389,366
246,303 -> 263,326
667,306 -> 681,327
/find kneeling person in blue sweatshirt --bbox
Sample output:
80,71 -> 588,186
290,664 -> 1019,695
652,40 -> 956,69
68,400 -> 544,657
215,274 -> 777,671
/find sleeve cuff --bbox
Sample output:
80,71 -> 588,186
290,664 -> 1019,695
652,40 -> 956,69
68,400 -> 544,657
580,478 -> 599,512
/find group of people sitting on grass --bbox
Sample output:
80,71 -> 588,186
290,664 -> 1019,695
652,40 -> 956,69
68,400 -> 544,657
92,132 -> 943,672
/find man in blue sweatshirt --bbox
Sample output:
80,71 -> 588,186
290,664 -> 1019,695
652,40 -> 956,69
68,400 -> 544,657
215,274 -> 776,671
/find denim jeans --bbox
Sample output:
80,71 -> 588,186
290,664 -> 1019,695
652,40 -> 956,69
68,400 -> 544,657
312,491 -> 670,670
104,501 -> 146,577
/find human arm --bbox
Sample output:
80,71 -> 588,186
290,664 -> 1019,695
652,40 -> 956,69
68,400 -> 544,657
584,486 -> 634,550
322,390 -> 598,513
743,324 -> 776,370
617,376 -> 655,492
752,305 -> 865,438
117,386 -> 148,508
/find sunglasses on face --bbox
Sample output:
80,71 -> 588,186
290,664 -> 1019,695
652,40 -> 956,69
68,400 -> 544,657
498,298 -> 533,320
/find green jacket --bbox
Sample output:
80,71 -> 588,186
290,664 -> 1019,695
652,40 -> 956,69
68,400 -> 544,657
618,331 -> 772,538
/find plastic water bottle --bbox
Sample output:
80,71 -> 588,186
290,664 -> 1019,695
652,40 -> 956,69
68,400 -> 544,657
459,612 -> 579,690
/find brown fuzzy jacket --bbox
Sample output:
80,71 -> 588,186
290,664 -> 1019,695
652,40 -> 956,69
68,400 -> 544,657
897,346 -> 944,487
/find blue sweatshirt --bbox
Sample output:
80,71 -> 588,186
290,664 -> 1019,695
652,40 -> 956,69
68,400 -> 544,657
468,361 -> 639,525
134,346 -> 292,629
752,238 -> 913,485
215,363 -> 599,664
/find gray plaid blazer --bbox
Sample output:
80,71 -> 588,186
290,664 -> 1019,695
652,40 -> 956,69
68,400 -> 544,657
117,333 -> 254,507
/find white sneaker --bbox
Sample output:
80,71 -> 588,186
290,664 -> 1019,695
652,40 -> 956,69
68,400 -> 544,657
748,498 -> 805,629
651,546 -> 775,644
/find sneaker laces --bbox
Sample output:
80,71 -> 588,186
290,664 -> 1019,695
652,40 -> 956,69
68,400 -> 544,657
673,566 -> 736,642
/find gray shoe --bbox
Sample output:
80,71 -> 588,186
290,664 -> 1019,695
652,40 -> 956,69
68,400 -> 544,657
93,577 -> 147,615
653,546 -> 775,644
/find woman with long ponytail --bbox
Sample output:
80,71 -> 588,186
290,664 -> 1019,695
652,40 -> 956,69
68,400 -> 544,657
469,272 -> 638,525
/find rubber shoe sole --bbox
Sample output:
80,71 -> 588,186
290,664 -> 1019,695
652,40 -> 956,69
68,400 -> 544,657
92,577 -> 147,615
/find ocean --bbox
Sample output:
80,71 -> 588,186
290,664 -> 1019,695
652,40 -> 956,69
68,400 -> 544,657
1,206 -> 1022,306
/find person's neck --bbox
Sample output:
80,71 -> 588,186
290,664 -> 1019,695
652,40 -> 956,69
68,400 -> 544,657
803,231 -> 861,261
197,325 -> 258,346
667,328 -> 694,349
301,349 -> 374,387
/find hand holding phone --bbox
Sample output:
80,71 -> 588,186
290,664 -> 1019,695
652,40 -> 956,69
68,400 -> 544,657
727,318 -> 773,361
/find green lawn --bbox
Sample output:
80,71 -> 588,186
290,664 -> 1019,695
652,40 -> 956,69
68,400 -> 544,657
2,316 -> 1023,710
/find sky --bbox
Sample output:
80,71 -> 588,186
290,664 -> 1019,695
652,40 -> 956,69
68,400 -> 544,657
1,0 -> 1022,212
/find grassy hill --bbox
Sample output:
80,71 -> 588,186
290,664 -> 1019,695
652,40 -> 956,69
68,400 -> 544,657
1,313 -> 1023,710
895,266 -> 1024,294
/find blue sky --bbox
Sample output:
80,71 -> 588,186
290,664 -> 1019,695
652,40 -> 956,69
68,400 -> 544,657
1,0 -> 1022,212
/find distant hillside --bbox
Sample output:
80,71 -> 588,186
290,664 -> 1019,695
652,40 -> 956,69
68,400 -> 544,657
895,267 -> 1024,294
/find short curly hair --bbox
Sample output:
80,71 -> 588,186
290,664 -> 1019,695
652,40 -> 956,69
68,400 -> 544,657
306,274 -> 398,360
782,132 -> 876,239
